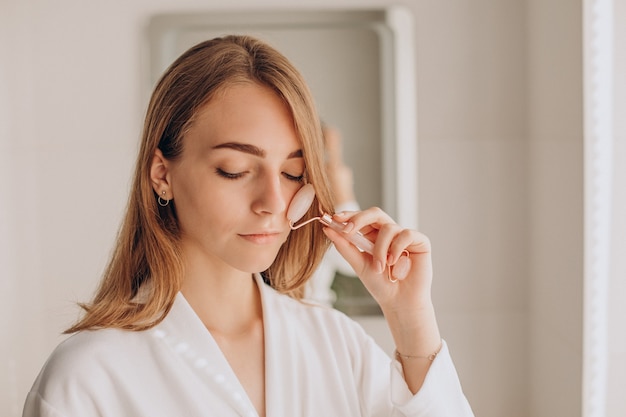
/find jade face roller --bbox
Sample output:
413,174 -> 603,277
287,184 -> 411,281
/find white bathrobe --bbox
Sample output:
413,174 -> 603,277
23,274 -> 474,417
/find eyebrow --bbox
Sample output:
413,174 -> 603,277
212,142 -> 303,158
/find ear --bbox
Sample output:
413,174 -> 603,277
150,149 -> 172,200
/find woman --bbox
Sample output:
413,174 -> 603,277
23,35 -> 473,417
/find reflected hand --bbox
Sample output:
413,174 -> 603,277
323,126 -> 356,206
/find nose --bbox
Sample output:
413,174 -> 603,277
251,174 -> 289,216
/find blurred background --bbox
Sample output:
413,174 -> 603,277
1,1 -> 624,417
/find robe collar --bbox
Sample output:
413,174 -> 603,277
151,273 -> 290,417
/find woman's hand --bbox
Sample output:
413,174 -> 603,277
323,207 -> 433,313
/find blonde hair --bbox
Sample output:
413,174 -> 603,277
66,35 -> 333,333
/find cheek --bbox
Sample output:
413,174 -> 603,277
189,191 -> 235,225
171,182 -> 222,230
285,182 -> 304,203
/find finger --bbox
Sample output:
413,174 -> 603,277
332,214 -> 377,237
334,207 -> 394,237
370,222 -> 404,269
403,230 -> 432,256
387,229 -> 417,264
322,226 -> 370,275
389,231 -> 432,282
335,208 -> 397,274
391,254 -> 412,280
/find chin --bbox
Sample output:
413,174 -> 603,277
232,254 -> 279,275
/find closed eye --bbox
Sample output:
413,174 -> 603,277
215,168 -> 246,180
283,172 -> 304,182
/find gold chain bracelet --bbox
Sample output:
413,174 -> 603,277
394,341 -> 443,362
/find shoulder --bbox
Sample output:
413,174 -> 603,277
30,328 -> 146,395
48,328 -> 140,363
25,328 -> 164,416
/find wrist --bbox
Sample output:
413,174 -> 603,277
395,340 -> 443,362
382,303 -> 441,357
381,299 -> 435,323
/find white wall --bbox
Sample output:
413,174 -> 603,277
527,1 -> 583,416
0,0 -> 587,416
416,1 -> 529,415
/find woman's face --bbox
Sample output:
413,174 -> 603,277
167,82 -> 305,273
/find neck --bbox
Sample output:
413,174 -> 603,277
180,252 -> 263,335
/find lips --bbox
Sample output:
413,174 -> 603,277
238,232 -> 282,244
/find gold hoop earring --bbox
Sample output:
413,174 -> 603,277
158,190 -> 170,207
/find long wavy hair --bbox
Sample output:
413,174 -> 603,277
66,35 -> 333,333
